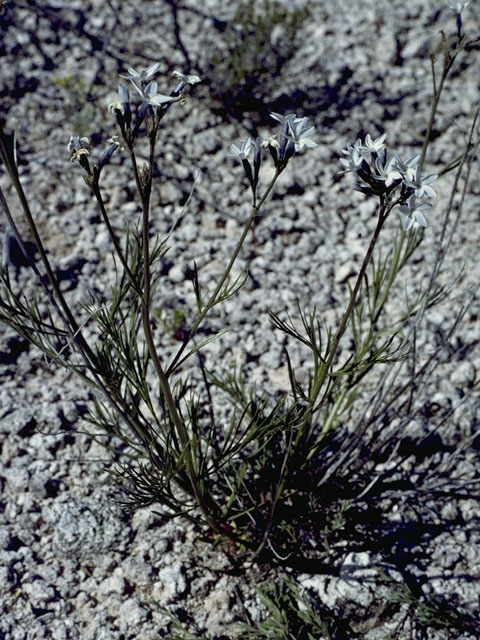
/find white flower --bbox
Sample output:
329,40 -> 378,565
374,152 -> 402,187
227,138 -> 253,160
358,132 -> 387,155
399,195 -> 431,230
403,165 -> 438,198
393,153 -> 420,183
131,80 -> 174,108
172,71 -> 201,95
120,63 -> 161,83
339,144 -> 363,173
270,112 -> 297,127
448,1 -> 469,14
287,117 -> 317,152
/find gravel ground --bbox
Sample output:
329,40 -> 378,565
0,1 -> 479,638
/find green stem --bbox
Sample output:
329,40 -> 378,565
91,183 -> 141,294
167,169 -> 281,376
0,138 -> 151,449
0,147 -> 99,369
252,201 -> 391,557
372,229 -> 405,326
128,128 -> 223,533
307,202 -> 390,417
419,35 -> 463,170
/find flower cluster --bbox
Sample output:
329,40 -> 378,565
69,64 -> 201,175
340,134 -> 438,231
228,112 -> 317,196
67,133 -> 120,179
108,65 -> 200,126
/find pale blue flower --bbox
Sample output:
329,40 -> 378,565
399,195 -> 431,230
339,144 -> 363,173
172,71 -> 201,85
120,63 -> 161,84
270,112 -> 297,127
118,84 -> 130,103
227,138 -> 253,160
374,152 -> 402,187
131,80 -> 174,111
393,153 -> 420,183
448,1 -> 469,14
358,132 -> 387,155
403,165 -> 438,198
287,117 -> 317,152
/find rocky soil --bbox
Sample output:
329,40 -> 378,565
0,1 -> 479,638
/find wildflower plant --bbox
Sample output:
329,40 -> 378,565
0,5 -> 479,587
340,137 -> 437,230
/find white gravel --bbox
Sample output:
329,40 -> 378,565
0,1 -> 479,638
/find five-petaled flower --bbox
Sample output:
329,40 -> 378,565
172,70 -> 201,84
287,117 -> 318,152
339,133 -> 438,232
358,132 -> 387,155
270,112 -> 297,128
171,71 -> 201,97
374,152 -> 402,187
131,80 -> 174,110
392,152 -> 419,183
403,165 -> 438,198
339,143 -> 363,173
399,195 -> 431,230
448,1 -> 469,14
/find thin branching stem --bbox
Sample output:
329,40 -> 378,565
0,130 -> 99,368
255,200 -> 393,552
91,183 -> 141,294
307,200 -> 391,417
371,230 -> 405,326
126,117 -> 226,534
167,168 -> 281,376
0,140 -> 152,449
419,33 -> 465,170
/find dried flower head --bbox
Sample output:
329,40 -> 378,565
67,135 -> 91,173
